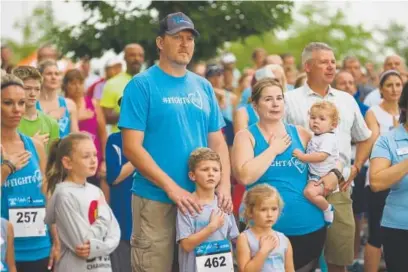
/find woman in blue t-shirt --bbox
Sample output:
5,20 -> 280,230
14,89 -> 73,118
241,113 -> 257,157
369,82 -> 408,270
232,78 -> 342,271
1,74 -> 58,272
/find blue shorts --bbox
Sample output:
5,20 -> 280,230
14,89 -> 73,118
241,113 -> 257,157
308,173 -> 322,182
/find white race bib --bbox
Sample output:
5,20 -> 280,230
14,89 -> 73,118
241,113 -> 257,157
396,147 -> 408,156
195,240 -> 234,272
9,207 -> 47,238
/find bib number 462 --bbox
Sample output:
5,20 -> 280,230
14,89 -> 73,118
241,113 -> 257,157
204,256 -> 226,268
16,211 -> 38,223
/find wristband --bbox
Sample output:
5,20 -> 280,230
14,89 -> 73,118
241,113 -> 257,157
2,159 -> 16,174
329,168 -> 344,182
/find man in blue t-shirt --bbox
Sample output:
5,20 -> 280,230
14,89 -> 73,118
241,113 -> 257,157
118,12 -> 231,272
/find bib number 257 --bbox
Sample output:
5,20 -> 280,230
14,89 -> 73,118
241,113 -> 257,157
16,211 -> 38,223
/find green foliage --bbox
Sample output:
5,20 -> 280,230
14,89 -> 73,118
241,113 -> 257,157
3,4 -> 60,63
53,1 -> 294,62
378,22 -> 408,63
228,3 -> 376,70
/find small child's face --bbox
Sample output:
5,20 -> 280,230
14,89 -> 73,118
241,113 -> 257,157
23,79 -> 41,108
309,109 -> 335,134
189,160 -> 221,190
250,197 -> 280,229
62,139 -> 98,178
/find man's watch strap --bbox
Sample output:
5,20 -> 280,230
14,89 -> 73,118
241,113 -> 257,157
329,168 -> 344,182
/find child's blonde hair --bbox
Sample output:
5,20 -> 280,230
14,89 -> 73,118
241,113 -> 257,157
45,132 -> 93,195
310,101 -> 339,127
241,184 -> 284,224
188,147 -> 221,172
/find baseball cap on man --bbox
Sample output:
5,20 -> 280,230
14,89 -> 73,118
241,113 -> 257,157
159,12 -> 200,37
205,64 -> 223,78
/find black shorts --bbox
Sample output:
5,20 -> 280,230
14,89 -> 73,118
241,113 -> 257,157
16,257 -> 50,272
367,187 -> 389,248
351,166 -> 368,214
287,227 -> 327,270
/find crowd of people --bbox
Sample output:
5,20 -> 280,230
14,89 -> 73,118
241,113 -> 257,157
1,11 -> 408,272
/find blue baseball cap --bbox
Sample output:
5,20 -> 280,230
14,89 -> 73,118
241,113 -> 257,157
159,12 -> 200,37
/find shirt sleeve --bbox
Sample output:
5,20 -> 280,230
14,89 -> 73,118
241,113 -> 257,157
52,195 -> 93,253
100,81 -> 117,109
350,97 -> 372,142
370,135 -> 392,161
105,134 -> 122,185
176,209 -> 194,243
207,83 -> 225,133
88,190 -> 121,258
118,78 -> 149,131
227,214 -> 239,240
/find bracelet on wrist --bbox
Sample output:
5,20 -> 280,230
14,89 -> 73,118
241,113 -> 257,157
2,160 -> 16,174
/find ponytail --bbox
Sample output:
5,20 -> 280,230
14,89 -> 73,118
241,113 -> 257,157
45,138 -> 65,195
45,132 -> 93,195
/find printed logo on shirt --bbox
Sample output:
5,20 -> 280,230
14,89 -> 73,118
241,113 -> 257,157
270,158 -> 306,173
88,200 -> 98,224
112,144 -> 122,165
8,196 -> 45,207
4,169 -> 42,188
59,116 -> 69,133
162,90 -> 203,110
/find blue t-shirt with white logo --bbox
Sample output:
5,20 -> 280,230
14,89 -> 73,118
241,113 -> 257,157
118,65 -> 225,203
105,132 -> 133,241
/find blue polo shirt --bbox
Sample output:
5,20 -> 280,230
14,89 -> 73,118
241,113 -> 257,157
371,124 -> 408,230
118,65 -> 225,203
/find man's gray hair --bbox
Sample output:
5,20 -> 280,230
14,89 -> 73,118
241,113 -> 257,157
301,42 -> 333,65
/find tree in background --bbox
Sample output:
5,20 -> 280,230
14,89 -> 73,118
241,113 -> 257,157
2,4 -> 60,63
379,22 -> 408,65
228,2 -> 376,70
53,1 -> 294,63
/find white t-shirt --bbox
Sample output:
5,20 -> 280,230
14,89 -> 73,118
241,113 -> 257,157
307,132 -> 339,177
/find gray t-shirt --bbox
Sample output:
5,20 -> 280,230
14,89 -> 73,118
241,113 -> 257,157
244,229 -> 288,272
306,132 -> 339,177
176,196 -> 239,272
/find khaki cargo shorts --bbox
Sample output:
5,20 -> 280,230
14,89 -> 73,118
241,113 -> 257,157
325,189 -> 355,266
130,195 -> 178,272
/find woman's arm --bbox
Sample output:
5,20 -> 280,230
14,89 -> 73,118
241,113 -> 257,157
232,130 -> 277,185
6,221 -> 17,272
93,99 -> 108,159
233,107 -> 249,134
66,98 -> 79,133
370,157 -> 408,192
284,238 -> 295,272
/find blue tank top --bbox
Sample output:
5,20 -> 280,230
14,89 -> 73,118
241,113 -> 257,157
246,104 -> 259,127
36,96 -> 71,137
1,134 -> 51,261
247,124 -> 324,235
221,91 -> 234,122
1,219 -> 7,271
244,229 -> 287,271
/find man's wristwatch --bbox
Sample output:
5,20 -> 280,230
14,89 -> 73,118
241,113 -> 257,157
329,168 -> 344,182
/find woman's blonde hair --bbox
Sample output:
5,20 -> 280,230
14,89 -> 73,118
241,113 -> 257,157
241,184 -> 284,224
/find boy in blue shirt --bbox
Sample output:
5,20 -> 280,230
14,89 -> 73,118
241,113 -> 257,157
105,97 -> 135,272
177,148 -> 239,272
